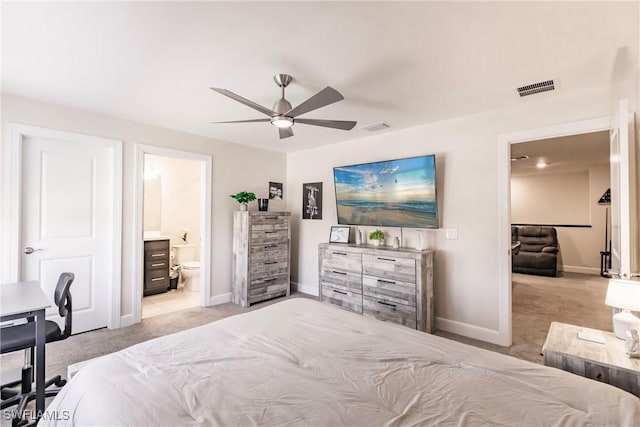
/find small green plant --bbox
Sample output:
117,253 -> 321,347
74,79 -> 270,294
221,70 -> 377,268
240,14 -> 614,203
230,191 -> 256,204
369,229 -> 385,241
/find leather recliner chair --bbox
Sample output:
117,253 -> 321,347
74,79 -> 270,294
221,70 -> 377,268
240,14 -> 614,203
512,226 -> 558,277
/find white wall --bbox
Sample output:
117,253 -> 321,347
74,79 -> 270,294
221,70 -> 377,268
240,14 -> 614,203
511,166 -> 610,274
1,93 -> 287,324
287,86 -> 626,344
145,154 -> 202,259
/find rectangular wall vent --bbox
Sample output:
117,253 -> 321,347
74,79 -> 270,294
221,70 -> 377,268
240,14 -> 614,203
360,122 -> 391,132
517,80 -> 555,97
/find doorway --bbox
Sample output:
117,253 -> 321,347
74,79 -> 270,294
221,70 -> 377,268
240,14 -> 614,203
133,145 -> 212,323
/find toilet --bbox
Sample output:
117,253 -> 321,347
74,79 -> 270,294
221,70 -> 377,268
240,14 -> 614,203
172,244 -> 200,292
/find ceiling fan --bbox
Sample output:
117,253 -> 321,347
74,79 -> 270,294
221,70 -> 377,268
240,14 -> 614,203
210,74 -> 356,139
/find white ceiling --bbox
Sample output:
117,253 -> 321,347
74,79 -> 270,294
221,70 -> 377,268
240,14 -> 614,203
510,130 -> 610,177
2,1 -> 637,153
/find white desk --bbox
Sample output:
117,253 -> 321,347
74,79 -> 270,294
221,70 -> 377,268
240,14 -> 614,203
1,281 -> 51,421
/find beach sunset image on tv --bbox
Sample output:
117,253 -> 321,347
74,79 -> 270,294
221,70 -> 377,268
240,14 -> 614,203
333,155 -> 438,228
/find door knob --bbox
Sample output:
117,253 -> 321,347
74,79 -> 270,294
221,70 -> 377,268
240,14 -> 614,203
24,247 -> 44,255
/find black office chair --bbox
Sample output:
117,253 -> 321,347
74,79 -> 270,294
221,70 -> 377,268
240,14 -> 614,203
0,272 -> 74,424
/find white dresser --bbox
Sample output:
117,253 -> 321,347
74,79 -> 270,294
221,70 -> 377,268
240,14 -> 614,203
318,243 -> 435,332
232,211 -> 291,307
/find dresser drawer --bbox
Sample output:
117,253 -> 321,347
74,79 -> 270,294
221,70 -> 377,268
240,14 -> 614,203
144,240 -> 169,251
251,214 -> 289,226
145,246 -> 169,261
251,229 -> 289,244
145,269 -> 168,288
249,276 -> 289,297
362,275 -> 416,306
250,259 -> 288,277
251,242 -> 289,262
321,249 -> 362,274
321,284 -> 362,314
320,269 -> 362,293
362,295 -> 417,329
363,254 -> 415,283
145,260 -> 169,271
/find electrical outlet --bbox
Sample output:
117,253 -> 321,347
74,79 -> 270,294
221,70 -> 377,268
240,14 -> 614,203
446,228 -> 458,240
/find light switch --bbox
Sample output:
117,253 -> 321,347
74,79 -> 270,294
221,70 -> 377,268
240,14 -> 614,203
446,228 -> 458,240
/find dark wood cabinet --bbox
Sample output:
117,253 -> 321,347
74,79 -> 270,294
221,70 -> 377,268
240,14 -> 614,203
144,239 -> 170,296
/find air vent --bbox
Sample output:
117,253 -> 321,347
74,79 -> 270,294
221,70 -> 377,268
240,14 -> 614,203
517,80 -> 555,97
360,122 -> 391,132
510,155 -> 530,161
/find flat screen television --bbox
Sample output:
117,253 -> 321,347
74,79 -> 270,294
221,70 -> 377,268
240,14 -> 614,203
333,155 -> 438,228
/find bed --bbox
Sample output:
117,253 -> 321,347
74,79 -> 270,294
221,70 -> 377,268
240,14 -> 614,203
43,299 -> 640,426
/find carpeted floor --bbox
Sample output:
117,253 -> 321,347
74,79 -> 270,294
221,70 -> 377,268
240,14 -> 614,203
0,272 -> 611,422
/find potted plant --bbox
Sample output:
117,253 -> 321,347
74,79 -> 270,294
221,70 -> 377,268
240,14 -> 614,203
369,229 -> 385,247
230,191 -> 256,211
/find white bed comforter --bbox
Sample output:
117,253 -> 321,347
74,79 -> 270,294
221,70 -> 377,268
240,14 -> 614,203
42,299 -> 640,426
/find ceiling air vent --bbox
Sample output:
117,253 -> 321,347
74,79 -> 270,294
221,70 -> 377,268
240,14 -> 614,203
517,80 -> 555,97
360,122 -> 390,132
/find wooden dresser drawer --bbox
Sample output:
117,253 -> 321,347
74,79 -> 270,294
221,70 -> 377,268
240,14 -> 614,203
321,249 -> 362,274
362,295 -> 417,329
320,269 -> 362,293
145,269 -> 169,287
363,254 -> 415,283
362,275 -> 416,306
144,240 -> 169,252
249,276 -> 289,298
251,242 -> 289,262
250,214 -> 289,226
251,229 -> 289,244
250,259 -> 288,277
145,244 -> 169,261
321,284 -> 362,314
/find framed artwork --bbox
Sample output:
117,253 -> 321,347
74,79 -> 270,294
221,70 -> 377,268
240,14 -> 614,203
302,182 -> 322,220
269,182 -> 283,200
329,226 -> 350,243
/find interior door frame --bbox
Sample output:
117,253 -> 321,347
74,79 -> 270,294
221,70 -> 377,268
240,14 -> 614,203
132,144 -> 213,323
1,123 -> 123,329
496,116 -> 610,346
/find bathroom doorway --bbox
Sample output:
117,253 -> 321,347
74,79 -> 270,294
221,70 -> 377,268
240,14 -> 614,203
133,145 -> 213,323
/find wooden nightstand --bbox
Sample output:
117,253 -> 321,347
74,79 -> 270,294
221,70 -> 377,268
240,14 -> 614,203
542,322 -> 640,397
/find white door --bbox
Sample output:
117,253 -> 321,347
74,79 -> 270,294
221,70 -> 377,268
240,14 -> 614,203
609,99 -> 638,278
21,134 -> 114,333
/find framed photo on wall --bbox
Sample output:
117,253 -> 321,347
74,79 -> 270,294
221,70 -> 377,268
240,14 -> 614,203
302,182 -> 322,220
269,182 -> 283,200
329,226 -> 350,243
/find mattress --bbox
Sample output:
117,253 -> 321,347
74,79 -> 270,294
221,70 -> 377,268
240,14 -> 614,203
42,299 -> 640,426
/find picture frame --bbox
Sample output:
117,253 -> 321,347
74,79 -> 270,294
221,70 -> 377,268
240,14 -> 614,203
269,182 -> 283,200
302,182 -> 322,220
329,226 -> 350,244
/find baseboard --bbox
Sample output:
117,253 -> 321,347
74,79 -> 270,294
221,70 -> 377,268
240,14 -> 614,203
436,317 -> 507,346
210,292 -> 232,305
120,314 -> 134,328
292,281 -> 319,297
561,265 -> 600,275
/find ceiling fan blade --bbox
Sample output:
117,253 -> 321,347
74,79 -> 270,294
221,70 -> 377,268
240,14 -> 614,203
279,127 -> 294,139
295,118 -> 357,131
210,87 -> 276,117
285,87 -> 344,118
210,118 -> 271,124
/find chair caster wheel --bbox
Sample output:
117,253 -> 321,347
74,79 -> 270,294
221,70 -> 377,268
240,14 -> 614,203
55,379 -> 67,387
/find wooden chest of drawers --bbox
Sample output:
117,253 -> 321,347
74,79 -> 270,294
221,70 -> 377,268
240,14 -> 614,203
144,239 -> 170,296
318,243 -> 435,333
232,211 -> 291,307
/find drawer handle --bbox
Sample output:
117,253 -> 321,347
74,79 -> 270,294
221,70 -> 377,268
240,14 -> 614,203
377,279 -> 396,285
264,261 -> 278,265
332,289 -> 348,295
151,263 -> 165,267
265,244 -> 278,248
332,252 -> 347,256
377,257 -> 396,262
151,277 -> 166,282
595,373 -> 603,381
264,278 -> 277,282
151,253 -> 166,257
264,231 -> 277,234
377,300 -> 397,308
265,216 -> 278,220
332,270 -> 347,275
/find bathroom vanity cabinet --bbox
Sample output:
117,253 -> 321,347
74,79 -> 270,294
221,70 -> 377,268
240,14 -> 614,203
232,211 -> 291,307
144,239 -> 170,296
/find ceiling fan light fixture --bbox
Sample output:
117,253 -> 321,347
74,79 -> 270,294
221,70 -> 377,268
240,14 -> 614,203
271,116 -> 294,128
